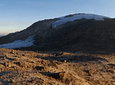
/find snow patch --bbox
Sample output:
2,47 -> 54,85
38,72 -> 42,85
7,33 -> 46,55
52,13 -> 109,28
0,36 -> 34,49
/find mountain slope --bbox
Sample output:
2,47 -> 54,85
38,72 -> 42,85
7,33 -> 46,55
0,13 -> 115,53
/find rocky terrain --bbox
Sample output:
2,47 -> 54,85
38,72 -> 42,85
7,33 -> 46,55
0,48 -> 115,85
0,13 -> 115,85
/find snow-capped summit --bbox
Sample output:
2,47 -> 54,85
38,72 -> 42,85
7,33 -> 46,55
52,13 -> 109,28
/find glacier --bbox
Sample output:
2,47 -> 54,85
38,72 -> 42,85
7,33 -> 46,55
52,13 -> 109,28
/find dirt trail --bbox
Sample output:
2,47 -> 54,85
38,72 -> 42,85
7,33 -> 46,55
0,48 -> 115,85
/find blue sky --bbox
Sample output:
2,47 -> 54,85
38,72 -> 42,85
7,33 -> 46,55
0,0 -> 115,35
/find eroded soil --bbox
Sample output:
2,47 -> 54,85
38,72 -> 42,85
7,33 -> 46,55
0,48 -> 115,85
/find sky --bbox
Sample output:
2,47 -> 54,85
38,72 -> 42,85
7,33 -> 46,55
0,0 -> 115,35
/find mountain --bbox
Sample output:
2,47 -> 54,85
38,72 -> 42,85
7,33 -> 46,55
0,13 -> 115,53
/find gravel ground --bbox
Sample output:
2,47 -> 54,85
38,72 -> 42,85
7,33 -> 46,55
0,48 -> 115,85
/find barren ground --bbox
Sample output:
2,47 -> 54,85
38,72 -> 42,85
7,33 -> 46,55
0,48 -> 115,85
